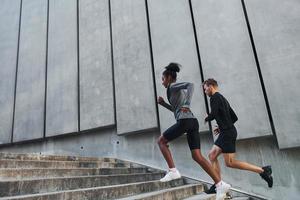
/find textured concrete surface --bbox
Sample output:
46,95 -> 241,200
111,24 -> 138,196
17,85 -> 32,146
0,0 -> 21,144
147,0 -> 209,133
0,167 -> 150,180
244,0 -> 300,148
191,0 -> 271,139
0,179 -> 186,200
0,173 -> 164,197
0,152 -> 115,161
46,0 -> 78,136
13,0 -> 47,142
116,184 -> 203,200
111,0 -> 158,135
183,193 -> 215,200
0,129 -> 298,199
0,159 -> 127,169
79,0 -> 115,131
0,154 -> 255,200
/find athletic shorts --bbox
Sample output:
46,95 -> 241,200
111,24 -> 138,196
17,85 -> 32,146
163,118 -> 200,150
214,126 -> 238,153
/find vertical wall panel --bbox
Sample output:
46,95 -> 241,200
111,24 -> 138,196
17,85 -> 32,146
148,0 -> 208,133
79,0 -> 115,131
245,0 -> 300,148
191,0 -> 271,139
46,0 -> 78,136
111,0 -> 158,135
13,0 -> 47,142
0,0 -> 21,144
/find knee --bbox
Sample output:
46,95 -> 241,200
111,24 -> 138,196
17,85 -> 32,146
208,152 -> 216,162
157,137 -> 161,145
192,151 -> 204,162
192,153 -> 198,161
157,136 -> 167,146
225,160 -> 234,168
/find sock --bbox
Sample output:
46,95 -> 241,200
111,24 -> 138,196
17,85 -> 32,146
216,181 -> 222,187
169,168 -> 177,172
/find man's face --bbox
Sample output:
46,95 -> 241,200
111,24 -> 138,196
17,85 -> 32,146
162,75 -> 170,88
203,84 -> 213,96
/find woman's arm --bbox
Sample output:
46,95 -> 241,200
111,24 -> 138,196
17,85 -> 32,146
157,96 -> 174,112
160,101 -> 174,112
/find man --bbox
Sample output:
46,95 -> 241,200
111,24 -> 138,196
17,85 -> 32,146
203,78 -> 273,194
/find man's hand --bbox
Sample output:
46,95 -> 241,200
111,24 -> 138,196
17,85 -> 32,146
181,107 -> 190,113
213,126 -> 220,136
157,96 -> 165,104
204,113 -> 208,124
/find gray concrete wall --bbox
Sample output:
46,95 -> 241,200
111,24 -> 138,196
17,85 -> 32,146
46,0 -> 78,136
79,0 -> 115,131
0,0 -> 21,144
147,0 -> 208,133
244,0 -> 300,149
13,0 -> 47,142
191,0 -> 271,139
111,0 -> 158,135
0,0 -> 300,198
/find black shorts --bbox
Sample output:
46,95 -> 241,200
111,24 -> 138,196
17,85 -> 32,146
163,118 -> 200,150
215,126 -> 238,153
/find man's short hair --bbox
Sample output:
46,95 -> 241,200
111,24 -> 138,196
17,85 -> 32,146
203,78 -> 218,87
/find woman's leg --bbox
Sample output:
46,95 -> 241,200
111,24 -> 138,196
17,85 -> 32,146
191,149 -> 221,183
157,135 -> 175,168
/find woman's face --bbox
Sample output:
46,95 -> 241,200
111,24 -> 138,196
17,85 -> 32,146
162,75 -> 171,88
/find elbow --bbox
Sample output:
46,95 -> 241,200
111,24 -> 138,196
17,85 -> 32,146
188,82 -> 194,89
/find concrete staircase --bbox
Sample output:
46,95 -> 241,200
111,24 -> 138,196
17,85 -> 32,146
0,153 -> 255,200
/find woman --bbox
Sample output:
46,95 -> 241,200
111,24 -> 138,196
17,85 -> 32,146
157,63 -> 230,200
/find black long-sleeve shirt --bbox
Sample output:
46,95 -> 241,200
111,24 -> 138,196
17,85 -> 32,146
205,92 -> 238,131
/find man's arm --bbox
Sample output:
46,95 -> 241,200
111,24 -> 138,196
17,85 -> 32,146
205,96 -> 220,122
230,106 -> 238,123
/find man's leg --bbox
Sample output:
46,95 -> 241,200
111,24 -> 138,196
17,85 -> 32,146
222,153 -> 273,187
204,146 -> 222,194
208,145 -> 222,178
223,153 -> 263,173
157,135 -> 175,168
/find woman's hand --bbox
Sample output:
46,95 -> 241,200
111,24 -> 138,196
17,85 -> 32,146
157,96 -> 165,104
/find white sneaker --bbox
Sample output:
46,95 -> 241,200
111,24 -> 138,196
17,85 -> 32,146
216,181 -> 231,200
160,169 -> 181,182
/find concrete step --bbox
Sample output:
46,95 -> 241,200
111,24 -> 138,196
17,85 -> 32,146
0,159 -> 128,169
183,193 -> 251,200
183,193 -> 215,200
0,152 -> 113,162
0,167 -> 156,180
116,183 -> 203,200
0,179 -> 185,200
0,172 -> 165,197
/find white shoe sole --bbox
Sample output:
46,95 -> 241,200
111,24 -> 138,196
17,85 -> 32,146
159,176 -> 181,182
216,193 -> 226,200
